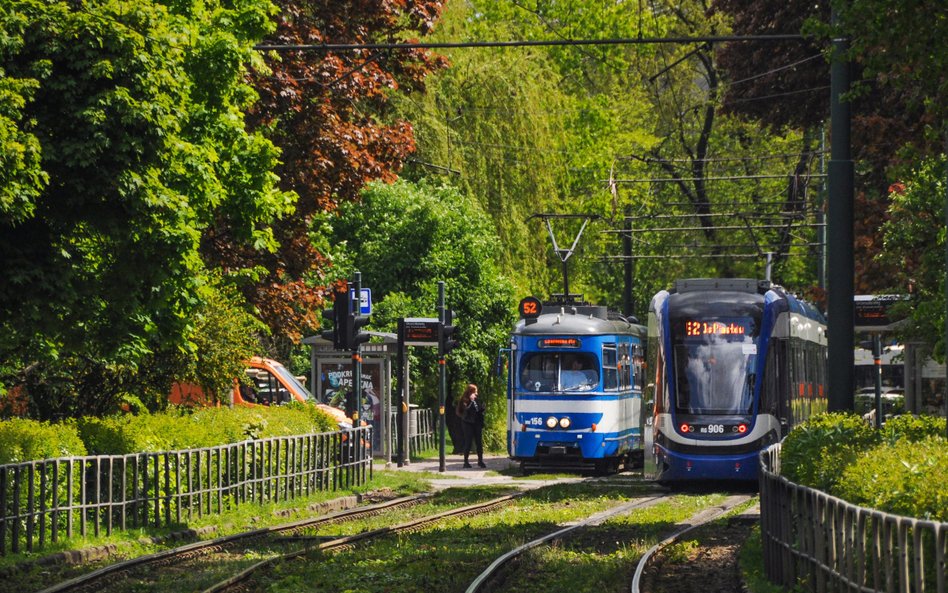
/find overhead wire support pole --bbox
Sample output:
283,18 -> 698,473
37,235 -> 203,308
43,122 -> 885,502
827,13 -> 855,413
437,282 -> 447,473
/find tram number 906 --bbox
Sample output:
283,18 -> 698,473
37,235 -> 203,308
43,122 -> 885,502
700,424 -> 725,434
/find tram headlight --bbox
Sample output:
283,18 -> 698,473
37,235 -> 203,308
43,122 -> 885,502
558,417 -> 571,429
545,416 -> 558,429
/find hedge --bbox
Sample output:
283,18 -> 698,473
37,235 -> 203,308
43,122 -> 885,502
781,412 -> 947,520
0,403 -> 339,461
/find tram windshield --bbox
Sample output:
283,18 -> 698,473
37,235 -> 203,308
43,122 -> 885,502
520,353 -> 599,392
671,317 -> 758,415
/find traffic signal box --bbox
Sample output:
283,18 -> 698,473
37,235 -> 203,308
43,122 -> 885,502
321,284 -> 350,350
349,305 -> 371,351
439,309 -> 459,357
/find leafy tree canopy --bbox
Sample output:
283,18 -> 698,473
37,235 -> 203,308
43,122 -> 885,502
225,0 -> 448,357
0,0 -> 292,417
317,178 -> 516,398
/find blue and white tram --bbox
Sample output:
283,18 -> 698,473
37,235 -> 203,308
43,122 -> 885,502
507,301 -> 647,474
645,279 -> 827,483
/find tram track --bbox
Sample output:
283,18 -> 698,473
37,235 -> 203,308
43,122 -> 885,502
462,491 -> 753,593
37,494 -> 432,593
202,494 -> 522,593
631,494 -> 756,593
465,492 -> 670,593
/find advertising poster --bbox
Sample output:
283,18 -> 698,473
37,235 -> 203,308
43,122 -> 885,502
319,361 -> 382,452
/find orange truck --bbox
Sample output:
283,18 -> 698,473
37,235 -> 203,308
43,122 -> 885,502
169,357 -> 352,428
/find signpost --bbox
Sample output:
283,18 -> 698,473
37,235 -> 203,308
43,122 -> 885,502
393,287 -> 461,469
854,295 -> 908,428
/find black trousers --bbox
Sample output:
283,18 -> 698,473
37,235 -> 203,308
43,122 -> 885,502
461,421 -> 483,462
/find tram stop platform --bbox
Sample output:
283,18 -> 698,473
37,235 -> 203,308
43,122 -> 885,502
378,453 -> 583,490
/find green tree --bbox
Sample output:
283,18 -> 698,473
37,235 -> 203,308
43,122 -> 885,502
0,0 -> 293,418
318,179 -> 516,445
881,157 -> 947,360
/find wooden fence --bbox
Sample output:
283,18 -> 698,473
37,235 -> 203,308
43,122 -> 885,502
760,444 -> 947,593
0,426 -> 372,556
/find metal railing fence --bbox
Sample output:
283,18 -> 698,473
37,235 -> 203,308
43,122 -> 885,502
0,426 -> 372,556
390,408 -> 436,455
760,444 -> 947,593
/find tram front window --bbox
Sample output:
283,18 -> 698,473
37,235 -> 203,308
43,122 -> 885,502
672,317 -> 758,415
520,353 -> 599,392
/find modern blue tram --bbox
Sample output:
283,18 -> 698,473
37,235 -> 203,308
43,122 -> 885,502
645,279 -> 827,483
507,300 -> 647,474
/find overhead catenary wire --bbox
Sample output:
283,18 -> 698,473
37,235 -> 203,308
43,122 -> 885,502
254,34 -> 806,53
607,173 -> 825,183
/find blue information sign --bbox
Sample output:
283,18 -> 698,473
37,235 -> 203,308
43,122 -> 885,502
350,288 -> 372,314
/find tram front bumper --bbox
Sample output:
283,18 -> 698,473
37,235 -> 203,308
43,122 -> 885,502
511,431 -> 614,460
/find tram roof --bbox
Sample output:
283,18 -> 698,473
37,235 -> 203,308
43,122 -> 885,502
514,308 -> 644,337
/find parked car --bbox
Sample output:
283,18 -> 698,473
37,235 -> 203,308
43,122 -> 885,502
169,357 -> 352,429
854,386 -> 905,421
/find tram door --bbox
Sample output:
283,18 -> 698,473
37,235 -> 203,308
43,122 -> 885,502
641,310 -> 661,480
506,345 -> 517,457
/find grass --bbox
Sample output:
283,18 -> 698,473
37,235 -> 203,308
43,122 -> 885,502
0,467 -> 437,593
256,483 -> 725,593
740,524 -> 798,593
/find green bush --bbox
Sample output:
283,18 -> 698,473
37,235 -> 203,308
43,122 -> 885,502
780,412 -> 879,490
835,436 -> 948,521
880,413 -> 946,444
77,404 -> 340,455
0,418 -> 87,464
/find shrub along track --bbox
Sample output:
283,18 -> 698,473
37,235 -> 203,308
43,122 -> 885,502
36,493 -> 436,593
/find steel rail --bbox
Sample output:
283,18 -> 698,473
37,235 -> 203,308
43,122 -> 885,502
37,494 -> 428,593
630,494 -> 755,593
202,493 -> 523,593
465,494 -> 669,593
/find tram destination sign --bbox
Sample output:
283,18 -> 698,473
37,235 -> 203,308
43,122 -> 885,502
403,317 -> 440,346
854,295 -> 908,332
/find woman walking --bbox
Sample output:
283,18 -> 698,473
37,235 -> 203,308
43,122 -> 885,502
456,384 -> 486,468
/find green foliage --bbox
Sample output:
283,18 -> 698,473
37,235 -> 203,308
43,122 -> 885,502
182,278 -> 268,399
322,179 -> 516,398
0,0 -> 293,419
0,417 -> 86,464
76,404 -> 337,455
881,155 -> 947,361
780,412 -> 879,490
880,413 -> 946,445
782,413 -> 947,520
835,436 -> 948,521
829,0 -> 948,126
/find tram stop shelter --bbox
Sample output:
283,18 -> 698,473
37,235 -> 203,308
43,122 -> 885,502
302,333 -> 425,463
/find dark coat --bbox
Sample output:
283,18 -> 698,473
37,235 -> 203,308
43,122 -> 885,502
461,398 -> 485,427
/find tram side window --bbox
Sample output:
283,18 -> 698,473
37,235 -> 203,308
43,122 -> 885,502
763,339 -> 787,420
602,344 -> 618,391
633,343 -> 646,390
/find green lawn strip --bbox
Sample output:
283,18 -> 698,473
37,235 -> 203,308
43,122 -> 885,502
256,484 -> 719,593
0,469 -> 433,593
